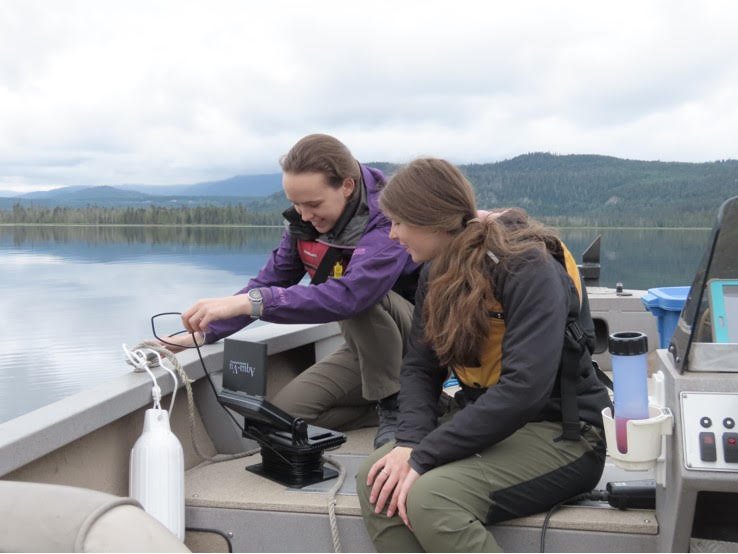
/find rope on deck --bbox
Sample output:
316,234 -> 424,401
322,453 -> 347,553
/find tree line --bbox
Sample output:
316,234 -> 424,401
3,222 -> 284,249
0,203 -> 284,226
3,153 -> 736,227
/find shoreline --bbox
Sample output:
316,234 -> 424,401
0,223 -> 285,229
0,223 -> 712,231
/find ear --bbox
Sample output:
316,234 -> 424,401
341,177 -> 355,198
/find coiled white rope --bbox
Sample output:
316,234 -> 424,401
125,340 -> 259,464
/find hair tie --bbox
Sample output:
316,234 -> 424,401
465,217 -> 481,226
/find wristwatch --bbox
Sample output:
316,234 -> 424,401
247,288 -> 263,319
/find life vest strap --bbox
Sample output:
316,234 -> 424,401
559,298 -> 588,441
310,246 -> 344,285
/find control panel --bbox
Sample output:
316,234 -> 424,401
681,392 -> 738,472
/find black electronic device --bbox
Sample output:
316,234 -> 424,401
222,339 -> 268,396
217,339 -> 346,488
606,479 -> 656,510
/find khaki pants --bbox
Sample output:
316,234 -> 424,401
356,415 -> 606,553
271,290 -> 414,430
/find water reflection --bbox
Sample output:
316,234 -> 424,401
6,224 -> 283,249
559,228 -> 710,289
0,226 -> 284,424
0,225 -> 712,424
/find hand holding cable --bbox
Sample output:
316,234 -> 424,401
182,295 -> 253,334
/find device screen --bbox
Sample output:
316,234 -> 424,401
722,284 -> 738,342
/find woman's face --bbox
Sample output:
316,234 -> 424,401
283,172 -> 355,234
389,219 -> 451,263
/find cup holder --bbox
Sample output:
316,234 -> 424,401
602,405 -> 674,470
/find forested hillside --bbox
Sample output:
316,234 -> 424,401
374,153 -> 737,227
2,153 -> 736,227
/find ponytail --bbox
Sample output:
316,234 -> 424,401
380,158 -> 557,368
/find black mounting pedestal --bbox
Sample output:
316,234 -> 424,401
217,389 -> 346,488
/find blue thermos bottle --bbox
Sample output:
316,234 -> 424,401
609,332 -> 649,454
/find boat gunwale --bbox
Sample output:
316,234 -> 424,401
0,321 -> 341,477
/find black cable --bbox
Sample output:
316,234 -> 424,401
540,499 -> 565,553
185,527 -> 233,553
151,311 -> 323,473
150,311 -> 248,431
190,333 -> 301,470
191,335 -> 243,429
539,490 -> 609,552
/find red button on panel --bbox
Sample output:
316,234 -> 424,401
700,432 -> 718,462
723,432 -> 738,463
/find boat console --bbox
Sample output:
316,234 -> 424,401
606,195 -> 738,551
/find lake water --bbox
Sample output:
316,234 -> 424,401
0,225 -> 711,424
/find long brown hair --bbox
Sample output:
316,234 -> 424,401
280,134 -> 361,188
380,158 -> 559,367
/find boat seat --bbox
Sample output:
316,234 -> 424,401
0,480 -> 190,552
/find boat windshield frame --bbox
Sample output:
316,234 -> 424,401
670,195 -> 738,372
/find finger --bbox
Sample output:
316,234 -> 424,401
192,331 -> 205,346
367,461 -> 383,488
187,306 -> 210,334
181,303 -> 202,332
369,468 -> 389,504
181,310 -> 195,333
367,456 -> 390,489
374,474 -> 398,514
398,484 -> 411,528
159,339 -> 182,353
386,482 -> 402,518
198,313 -> 212,334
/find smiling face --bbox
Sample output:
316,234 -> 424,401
283,172 -> 355,234
388,218 -> 452,263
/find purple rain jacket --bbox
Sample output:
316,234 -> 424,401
205,164 -> 419,343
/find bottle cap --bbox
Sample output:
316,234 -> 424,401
609,331 -> 648,356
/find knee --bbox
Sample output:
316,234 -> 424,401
405,476 -> 472,545
405,476 -> 435,530
341,301 -> 386,333
270,390 -> 319,422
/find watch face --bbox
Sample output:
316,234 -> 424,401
248,289 -> 262,302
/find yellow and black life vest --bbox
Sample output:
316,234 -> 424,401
453,240 -> 583,390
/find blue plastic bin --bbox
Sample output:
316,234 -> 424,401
641,286 -> 690,348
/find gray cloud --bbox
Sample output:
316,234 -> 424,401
1,0 -> 738,191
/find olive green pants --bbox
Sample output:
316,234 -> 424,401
271,290 -> 414,430
356,419 -> 605,552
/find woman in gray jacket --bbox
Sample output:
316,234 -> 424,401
357,158 -> 610,552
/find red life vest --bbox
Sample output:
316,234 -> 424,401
297,239 -> 349,280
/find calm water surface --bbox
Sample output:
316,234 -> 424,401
0,225 -> 710,423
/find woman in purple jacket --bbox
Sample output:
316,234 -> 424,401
168,134 -> 418,447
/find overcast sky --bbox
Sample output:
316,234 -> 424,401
2,1 -> 738,192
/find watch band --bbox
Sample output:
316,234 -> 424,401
248,288 -> 263,319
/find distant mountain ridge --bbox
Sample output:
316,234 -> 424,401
2,153 -> 737,226
1,173 -> 283,200
118,173 -> 283,197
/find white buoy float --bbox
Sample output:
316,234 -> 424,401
124,345 -> 185,541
